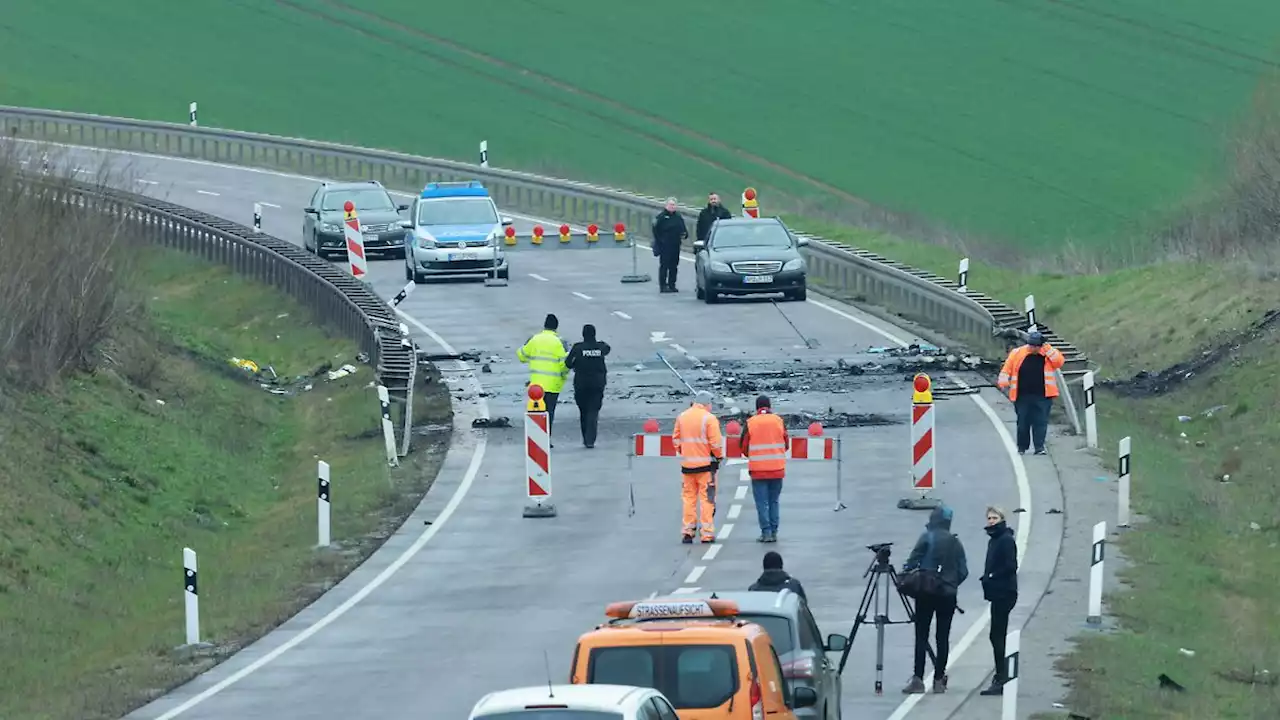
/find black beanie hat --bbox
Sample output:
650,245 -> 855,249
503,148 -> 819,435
544,313 -> 558,330
583,323 -> 596,340
763,551 -> 783,570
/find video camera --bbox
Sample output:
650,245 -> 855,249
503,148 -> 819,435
865,542 -> 893,570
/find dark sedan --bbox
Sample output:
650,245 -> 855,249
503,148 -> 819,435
693,217 -> 809,303
303,180 -> 409,259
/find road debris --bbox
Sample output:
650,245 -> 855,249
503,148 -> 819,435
226,356 -> 362,396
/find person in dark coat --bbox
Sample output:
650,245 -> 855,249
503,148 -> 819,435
748,550 -> 807,602
979,505 -> 1019,696
901,504 -> 969,695
565,324 -> 611,448
652,197 -> 689,293
695,192 -> 732,242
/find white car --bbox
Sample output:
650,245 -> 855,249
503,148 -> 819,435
403,180 -> 512,283
469,684 -> 679,720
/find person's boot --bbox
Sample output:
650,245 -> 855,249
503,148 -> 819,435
932,674 -> 948,693
766,533 -> 777,543
902,676 -> 926,694
756,533 -> 769,542
979,679 -> 1004,696
682,534 -> 693,544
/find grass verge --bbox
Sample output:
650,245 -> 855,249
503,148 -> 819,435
0,247 -> 452,720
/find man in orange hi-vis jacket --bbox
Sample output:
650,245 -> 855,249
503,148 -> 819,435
740,394 -> 789,543
673,390 -> 724,544
997,330 -> 1065,455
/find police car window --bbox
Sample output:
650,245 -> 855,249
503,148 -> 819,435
649,697 -> 679,720
673,645 -> 737,709
588,647 -> 655,688
322,188 -> 394,211
476,707 -> 624,712
415,197 -> 499,225
735,613 -> 795,655
710,224 -> 790,249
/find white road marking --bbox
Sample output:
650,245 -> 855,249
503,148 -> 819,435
702,544 -> 722,561
672,587 -> 701,595
196,189 -> 220,196
27,138 -> 1031,720
150,310 -> 488,719
727,504 -> 742,520
734,485 -> 749,500
613,311 -> 632,320
726,457 -> 747,466
684,566 -> 706,584
739,468 -> 750,483
259,201 -> 281,209
646,591 -> 659,599
572,291 -> 592,300
670,343 -> 688,354
528,273 -> 549,282
724,396 -> 736,406
136,179 -> 158,185
650,331 -> 669,343
717,523 -> 735,540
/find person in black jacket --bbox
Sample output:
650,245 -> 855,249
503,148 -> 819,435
565,324 -> 611,448
695,192 -> 732,243
748,550 -> 807,602
901,504 -> 969,695
979,505 -> 1019,696
652,197 -> 689,293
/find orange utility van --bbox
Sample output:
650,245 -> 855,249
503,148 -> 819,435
569,597 -> 818,720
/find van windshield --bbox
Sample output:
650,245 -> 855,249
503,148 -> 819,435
587,644 -> 738,709
734,613 -> 795,655
476,707 -> 624,712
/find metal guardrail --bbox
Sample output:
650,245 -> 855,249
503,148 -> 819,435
0,105 -> 1088,373
37,171 -> 416,404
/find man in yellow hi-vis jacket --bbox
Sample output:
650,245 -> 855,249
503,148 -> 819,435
518,313 -> 569,444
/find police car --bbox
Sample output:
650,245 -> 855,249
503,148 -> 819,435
468,684 -> 680,720
403,181 -> 512,283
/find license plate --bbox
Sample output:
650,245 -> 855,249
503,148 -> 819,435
448,252 -> 476,261
743,274 -> 774,284
363,232 -> 379,244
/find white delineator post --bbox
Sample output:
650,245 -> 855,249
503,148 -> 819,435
1083,370 -> 1098,449
253,202 -> 262,232
1002,629 -> 1020,720
317,460 -> 331,547
958,257 -> 969,293
523,384 -> 557,518
342,200 -> 368,281
480,140 -> 489,168
1118,437 -> 1131,528
189,101 -> 198,127
1025,294 -> 1037,333
389,280 -> 416,308
1087,521 -> 1106,624
376,385 -> 399,467
183,547 -> 200,644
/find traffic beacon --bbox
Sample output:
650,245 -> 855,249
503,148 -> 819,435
504,225 -> 517,246
899,373 -> 942,510
586,224 -> 600,243
532,224 -> 545,245
342,200 -> 368,280
524,384 -> 557,518
742,187 -> 760,219
559,224 -> 572,244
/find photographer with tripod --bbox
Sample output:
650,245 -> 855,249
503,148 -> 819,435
900,505 -> 969,695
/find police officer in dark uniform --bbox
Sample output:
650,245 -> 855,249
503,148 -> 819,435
566,323 -> 611,448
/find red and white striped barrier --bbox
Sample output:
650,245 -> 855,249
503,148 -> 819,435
523,384 -> 556,518
342,200 -> 368,281
899,373 -> 943,510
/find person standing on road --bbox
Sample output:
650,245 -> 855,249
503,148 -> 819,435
997,330 -> 1066,455
901,504 -> 969,695
748,550 -> 807,602
652,197 -> 689,293
517,313 -> 569,445
740,394 -> 789,543
565,323 -> 611,448
673,390 -> 724,543
979,505 -> 1019,697
695,192 -> 732,243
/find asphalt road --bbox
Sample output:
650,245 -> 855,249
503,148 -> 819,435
33,146 -> 1042,720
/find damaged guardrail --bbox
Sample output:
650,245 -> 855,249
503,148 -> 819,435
0,104 -> 1087,374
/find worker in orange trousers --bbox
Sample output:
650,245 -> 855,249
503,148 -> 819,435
673,390 -> 724,543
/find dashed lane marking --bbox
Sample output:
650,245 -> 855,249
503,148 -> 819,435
727,505 -> 742,520
672,587 -> 701,595
528,273 -> 549,282
613,311 -> 632,320
670,343 -> 688,354
684,566 -> 706,584
137,179 -> 158,185
259,201 -> 282,208
734,485 -> 749,500
717,523 -> 735,540
196,189 -> 220,196
572,291 -> 592,300
702,544 -> 722,561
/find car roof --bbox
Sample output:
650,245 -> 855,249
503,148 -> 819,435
713,216 -> 784,227
471,684 -> 656,715
319,180 -> 387,192
696,589 -> 803,614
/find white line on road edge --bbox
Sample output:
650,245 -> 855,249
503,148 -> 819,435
196,189 -> 220,196
136,179 -> 158,185
572,291 -> 592,300
727,505 -> 742,520
684,566 -> 706,584
670,343 -> 688,355
702,544 -> 722,561
613,311 -> 632,320
259,201 -> 281,209
151,310 -> 488,719
528,273 -> 549,282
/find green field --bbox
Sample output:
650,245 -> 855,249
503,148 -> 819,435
3,0 -> 1279,251
4,2 -> 1280,717
0,247 -> 451,720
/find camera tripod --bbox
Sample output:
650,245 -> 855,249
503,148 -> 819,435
835,543 -> 937,695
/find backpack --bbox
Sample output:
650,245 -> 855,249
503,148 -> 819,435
897,533 -> 945,599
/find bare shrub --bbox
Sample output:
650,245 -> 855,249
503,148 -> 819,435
0,141 -> 144,388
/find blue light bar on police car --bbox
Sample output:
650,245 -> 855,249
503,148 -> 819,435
420,180 -> 489,199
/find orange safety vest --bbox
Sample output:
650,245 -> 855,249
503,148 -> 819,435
673,404 -> 724,474
998,343 -> 1065,401
743,410 -> 788,480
